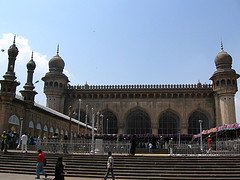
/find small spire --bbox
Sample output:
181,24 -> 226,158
57,44 -> 59,55
220,40 -> 224,51
13,35 -> 16,44
31,51 -> 33,60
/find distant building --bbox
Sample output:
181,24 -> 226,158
0,37 -> 238,138
42,42 -> 239,136
0,38 -> 91,138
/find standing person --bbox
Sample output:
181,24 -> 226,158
104,151 -> 115,180
35,149 -> 47,179
207,135 -> 212,153
1,131 -> 7,153
63,135 -> 68,154
130,135 -> 137,156
54,156 -> 65,180
21,132 -> 28,153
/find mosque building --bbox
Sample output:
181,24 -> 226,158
41,42 -> 239,136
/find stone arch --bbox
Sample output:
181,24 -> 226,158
28,121 -> 34,136
65,130 -> 68,136
227,79 -> 231,85
55,128 -> 59,135
187,109 -> 213,135
49,127 -> 54,133
54,82 -> 58,87
102,110 -> 118,134
36,123 -> 42,137
36,123 -> 42,130
60,129 -> 64,135
158,110 -> 180,135
221,79 -> 226,85
8,115 -> 20,126
43,125 -> 48,132
125,108 -> 151,134
29,121 -> 34,129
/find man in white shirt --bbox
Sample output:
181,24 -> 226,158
104,151 -> 115,180
21,133 -> 28,153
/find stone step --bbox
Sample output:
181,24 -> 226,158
1,152 -> 240,179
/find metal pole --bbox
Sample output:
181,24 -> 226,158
96,111 -> 99,134
69,106 -> 73,145
107,118 -> 109,134
91,108 -> 95,153
85,105 -> 88,135
100,114 -> 103,134
17,118 -> 23,149
199,120 -> 203,152
78,99 -> 81,135
178,130 -> 181,147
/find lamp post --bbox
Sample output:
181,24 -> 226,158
68,106 -> 73,144
96,111 -> 100,134
17,117 -> 23,149
91,108 -> 95,153
85,105 -> 88,135
199,120 -> 203,152
106,118 -> 109,134
78,99 -> 82,135
100,113 -> 103,134
178,130 -> 181,147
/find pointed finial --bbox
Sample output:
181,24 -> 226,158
13,35 -> 16,44
57,44 -> 59,55
31,51 -> 33,60
221,40 -> 224,51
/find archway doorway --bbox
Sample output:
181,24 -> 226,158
126,109 -> 151,134
158,111 -> 180,135
102,111 -> 118,134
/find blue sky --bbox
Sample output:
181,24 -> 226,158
0,0 -> 240,121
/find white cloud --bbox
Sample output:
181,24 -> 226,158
0,33 -> 48,105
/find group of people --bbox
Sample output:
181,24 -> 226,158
0,130 -> 34,153
35,149 -> 115,180
35,149 -> 65,180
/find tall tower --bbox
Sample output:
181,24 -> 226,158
0,36 -> 20,100
42,45 -> 69,113
20,52 -> 37,103
210,43 -> 239,125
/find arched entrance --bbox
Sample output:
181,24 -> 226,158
158,111 -> 180,135
188,110 -> 212,135
126,109 -> 151,134
8,115 -> 20,133
102,111 -> 118,134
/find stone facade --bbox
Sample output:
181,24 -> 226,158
42,43 -> 239,136
0,39 -> 91,138
0,37 -> 239,138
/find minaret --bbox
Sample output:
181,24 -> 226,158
0,36 -> 20,100
210,42 -> 239,125
42,45 -> 69,113
20,52 -> 38,103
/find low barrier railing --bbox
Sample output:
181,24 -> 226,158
34,139 -> 131,154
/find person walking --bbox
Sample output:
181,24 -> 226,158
104,151 -> 115,180
54,156 -> 65,180
35,149 -> 47,179
1,131 -> 7,153
21,132 -> 28,153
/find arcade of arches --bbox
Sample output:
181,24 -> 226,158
74,107 -> 213,135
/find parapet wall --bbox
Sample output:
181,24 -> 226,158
68,83 -> 212,90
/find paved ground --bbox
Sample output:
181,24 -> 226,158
0,173 -> 103,180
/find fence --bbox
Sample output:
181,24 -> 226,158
35,139 -> 131,154
169,139 -> 240,155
